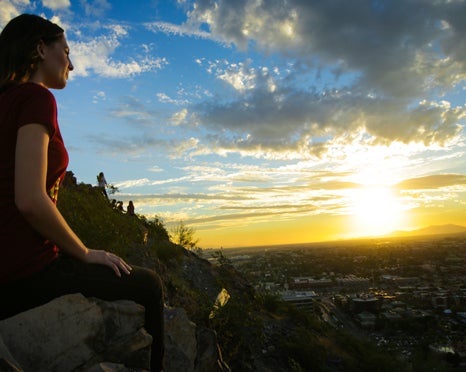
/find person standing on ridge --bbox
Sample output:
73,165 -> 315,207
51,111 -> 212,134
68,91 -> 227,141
127,200 -> 135,216
0,14 -> 164,371
97,171 -> 108,199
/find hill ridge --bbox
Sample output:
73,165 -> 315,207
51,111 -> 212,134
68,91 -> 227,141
388,223 -> 466,237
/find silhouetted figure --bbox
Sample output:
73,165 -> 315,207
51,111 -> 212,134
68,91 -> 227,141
97,171 -> 108,199
116,201 -> 124,212
62,171 -> 77,187
127,200 -> 135,216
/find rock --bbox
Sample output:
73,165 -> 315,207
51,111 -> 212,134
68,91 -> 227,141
163,307 -> 230,372
195,327 -> 230,372
164,307 -> 197,371
0,334 -> 22,371
0,294 -> 151,371
0,294 -> 230,372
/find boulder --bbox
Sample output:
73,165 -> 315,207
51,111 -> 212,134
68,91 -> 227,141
0,293 -> 151,371
0,294 -> 230,372
163,307 -> 230,372
164,307 -> 197,371
195,326 -> 230,372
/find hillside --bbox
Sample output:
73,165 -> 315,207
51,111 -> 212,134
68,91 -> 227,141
57,171 -> 410,372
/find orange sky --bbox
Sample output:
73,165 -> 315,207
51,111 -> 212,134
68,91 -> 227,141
195,174 -> 466,248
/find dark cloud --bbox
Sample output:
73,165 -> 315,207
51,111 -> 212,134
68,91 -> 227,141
195,84 -> 462,154
186,0 -> 466,153
190,0 -> 466,97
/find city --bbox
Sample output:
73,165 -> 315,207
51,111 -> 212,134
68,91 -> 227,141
210,233 -> 466,369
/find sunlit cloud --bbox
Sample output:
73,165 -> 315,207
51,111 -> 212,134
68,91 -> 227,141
156,93 -> 189,106
70,42 -> 168,78
80,0 -> 111,17
68,24 -> 168,78
42,0 -> 70,10
200,59 -> 258,92
144,20 -> 211,39
0,0 -> 29,27
397,174 -> 466,190
188,1 -> 466,96
171,108 -> 189,125
173,0 -> 466,165
115,178 -> 151,189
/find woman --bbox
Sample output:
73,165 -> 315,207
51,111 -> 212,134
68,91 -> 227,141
0,14 -> 164,371
97,171 -> 108,199
127,200 -> 135,216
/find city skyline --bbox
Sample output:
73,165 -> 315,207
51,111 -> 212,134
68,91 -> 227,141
2,0 -> 465,248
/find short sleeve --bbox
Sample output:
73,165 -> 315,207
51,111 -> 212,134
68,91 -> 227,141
16,84 -> 57,136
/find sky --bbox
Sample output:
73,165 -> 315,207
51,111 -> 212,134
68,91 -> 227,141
1,0 -> 466,249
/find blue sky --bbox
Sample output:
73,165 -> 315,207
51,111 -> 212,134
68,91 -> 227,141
2,0 -> 466,248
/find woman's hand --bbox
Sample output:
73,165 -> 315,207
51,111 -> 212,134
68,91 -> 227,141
83,249 -> 132,277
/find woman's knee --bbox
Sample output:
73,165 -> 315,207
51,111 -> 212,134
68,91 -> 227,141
130,266 -> 164,304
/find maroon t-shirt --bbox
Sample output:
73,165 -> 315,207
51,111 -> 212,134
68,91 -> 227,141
0,83 -> 69,284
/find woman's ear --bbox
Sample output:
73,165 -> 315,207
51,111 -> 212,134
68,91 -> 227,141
36,40 -> 47,60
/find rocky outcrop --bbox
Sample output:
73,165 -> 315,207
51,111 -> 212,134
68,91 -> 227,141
164,307 -> 230,372
0,294 -> 230,372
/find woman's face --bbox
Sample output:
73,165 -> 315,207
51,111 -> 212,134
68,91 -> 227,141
34,34 -> 74,89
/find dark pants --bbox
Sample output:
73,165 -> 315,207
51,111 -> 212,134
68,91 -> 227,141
0,255 -> 164,371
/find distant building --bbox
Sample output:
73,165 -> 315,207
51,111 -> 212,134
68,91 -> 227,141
337,275 -> 371,290
357,311 -> 377,328
380,275 -> 419,286
380,311 -> 403,323
289,277 -> 333,291
281,290 -> 318,311
351,297 -> 379,314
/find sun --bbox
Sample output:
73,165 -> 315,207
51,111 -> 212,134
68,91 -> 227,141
349,186 -> 405,236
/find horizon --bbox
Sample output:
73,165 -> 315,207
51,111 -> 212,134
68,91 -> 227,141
209,223 -> 466,251
2,1 -> 466,249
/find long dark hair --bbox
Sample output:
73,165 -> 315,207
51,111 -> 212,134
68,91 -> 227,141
0,14 -> 64,93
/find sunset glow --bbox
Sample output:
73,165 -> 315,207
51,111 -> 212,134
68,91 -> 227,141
350,186 -> 405,237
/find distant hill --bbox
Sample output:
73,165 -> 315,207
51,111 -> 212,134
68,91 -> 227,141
388,224 -> 466,237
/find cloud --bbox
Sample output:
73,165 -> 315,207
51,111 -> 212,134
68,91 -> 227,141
0,0 -> 29,27
80,0 -> 111,17
68,24 -> 168,78
188,0 -> 466,98
144,20 -> 212,40
397,174 -> 466,190
92,90 -> 106,104
169,0 -> 466,159
156,93 -> 189,106
115,178 -> 151,189
200,59 -> 258,92
87,132 -> 169,157
42,0 -> 70,10
110,151 -> 463,231
114,170 -> 353,228
171,108 -> 189,125
191,84 -> 463,157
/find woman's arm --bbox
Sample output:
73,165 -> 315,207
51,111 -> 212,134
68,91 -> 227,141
15,124 -> 131,277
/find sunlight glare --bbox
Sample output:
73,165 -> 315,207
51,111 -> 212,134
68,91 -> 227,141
350,186 -> 405,236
